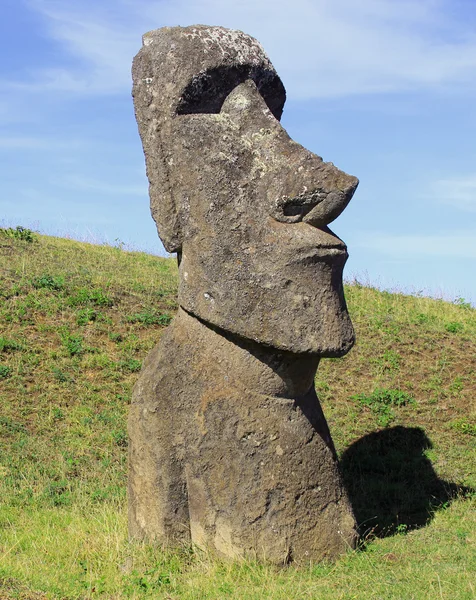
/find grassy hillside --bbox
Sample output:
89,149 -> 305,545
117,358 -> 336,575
0,227 -> 475,599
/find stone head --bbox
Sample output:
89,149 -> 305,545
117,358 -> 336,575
132,25 -> 358,355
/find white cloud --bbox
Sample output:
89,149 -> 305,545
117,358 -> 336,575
355,230 -> 476,259
433,175 -> 476,212
13,0 -> 138,94
15,0 -> 476,99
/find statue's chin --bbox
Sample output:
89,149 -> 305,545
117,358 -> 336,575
178,261 -> 354,356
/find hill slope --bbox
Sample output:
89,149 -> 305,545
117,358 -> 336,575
0,228 -> 474,599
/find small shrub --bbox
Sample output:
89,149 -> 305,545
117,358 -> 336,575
82,354 -> 112,372
0,416 -> 26,433
315,380 -> 330,393
67,288 -> 113,307
353,388 -> 413,408
76,308 -> 98,325
453,297 -> 473,310
90,488 -> 111,503
108,332 -> 123,343
112,429 -> 128,447
117,359 -> 142,373
450,419 -> 476,437
43,480 -> 71,507
60,330 -> 84,356
0,364 -> 12,378
415,313 -> 430,324
0,226 -> 35,242
372,349 -> 401,373
52,367 -> 73,383
115,393 -> 130,403
445,322 -> 464,334
157,313 -> 172,325
449,376 -> 464,397
97,410 -> 116,425
0,337 -> 22,353
52,407 -> 64,420
32,274 -> 65,291
351,388 -> 414,427
126,310 -> 172,326
124,568 -> 171,594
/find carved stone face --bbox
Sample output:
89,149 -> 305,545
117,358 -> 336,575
133,25 -> 358,355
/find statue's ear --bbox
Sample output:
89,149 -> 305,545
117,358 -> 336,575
148,180 -> 182,254
132,51 -> 183,254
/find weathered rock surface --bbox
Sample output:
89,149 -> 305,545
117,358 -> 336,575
129,309 -> 357,563
131,25 -> 358,355
129,25 -> 359,563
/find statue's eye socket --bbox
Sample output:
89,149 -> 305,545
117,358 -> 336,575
176,65 -> 285,120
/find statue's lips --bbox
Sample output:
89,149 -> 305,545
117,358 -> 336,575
267,219 -> 348,262
294,245 -> 348,265
286,234 -> 348,268
300,223 -> 348,259
310,246 -> 347,257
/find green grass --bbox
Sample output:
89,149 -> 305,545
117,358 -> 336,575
0,230 -> 475,599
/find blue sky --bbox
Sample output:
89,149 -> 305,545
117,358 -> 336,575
1,0 -> 476,305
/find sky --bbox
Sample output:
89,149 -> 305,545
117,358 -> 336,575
1,0 -> 476,305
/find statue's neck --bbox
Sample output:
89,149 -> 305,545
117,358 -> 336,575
176,308 -> 319,398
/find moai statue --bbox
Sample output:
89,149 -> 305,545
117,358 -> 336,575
129,25 -> 359,564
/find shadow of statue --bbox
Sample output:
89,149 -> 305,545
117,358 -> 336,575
340,425 -> 474,540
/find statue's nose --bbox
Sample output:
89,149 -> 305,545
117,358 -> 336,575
221,79 -> 358,227
276,166 -> 358,228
